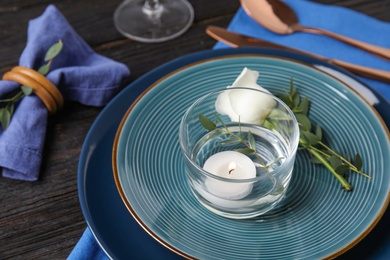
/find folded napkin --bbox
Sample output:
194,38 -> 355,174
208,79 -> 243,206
0,5 -> 130,181
69,228 -> 109,260
215,0 -> 390,102
70,1 -> 390,259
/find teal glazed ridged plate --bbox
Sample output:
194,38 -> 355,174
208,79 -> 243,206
112,54 -> 390,259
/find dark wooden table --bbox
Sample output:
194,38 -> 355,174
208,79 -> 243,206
0,0 -> 389,258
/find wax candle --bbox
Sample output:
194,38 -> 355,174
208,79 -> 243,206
203,151 -> 256,200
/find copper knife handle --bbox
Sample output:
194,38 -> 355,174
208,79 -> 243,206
297,25 -> 390,61
206,26 -> 390,84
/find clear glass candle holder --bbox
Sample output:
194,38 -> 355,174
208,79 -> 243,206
179,88 -> 300,219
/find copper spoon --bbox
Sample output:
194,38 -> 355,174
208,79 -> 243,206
240,0 -> 390,61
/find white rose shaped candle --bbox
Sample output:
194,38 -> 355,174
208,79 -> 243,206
215,67 -> 276,124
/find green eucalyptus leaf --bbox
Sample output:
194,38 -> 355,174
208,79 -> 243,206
301,131 -> 321,145
293,92 -> 300,107
288,80 -> 300,108
295,114 -> 311,131
335,164 -> 350,175
289,79 -> 296,96
276,93 -> 293,108
21,86 -> 33,96
7,103 -> 14,117
44,40 -> 63,61
254,162 -> 266,168
248,131 -> 256,150
299,135 -> 309,146
355,153 -> 363,171
316,125 -> 322,141
219,139 -> 241,145
315,124 -> 322,140
321,149 -> 333,157
266,156 -> 285,167
328,156 -> 342,169
235,148 -> 255,155
263,119 -> 276,130
310,156 -> 322,164
1,108 -> 11,130
0,109 -> 3,125
38,64 -> 50,75
267,108 -> 291,120
297,97 -> 309,116
198,114 -> 216,131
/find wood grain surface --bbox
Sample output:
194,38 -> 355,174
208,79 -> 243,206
0,0 -> 389,258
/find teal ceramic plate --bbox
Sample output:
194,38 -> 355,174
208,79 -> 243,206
113,54 -> 390,259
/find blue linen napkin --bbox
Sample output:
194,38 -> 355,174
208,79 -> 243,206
0,5 -> 130,181
215,0 -> 390,102
70,1 -> 390,259
69,228 -> 109,260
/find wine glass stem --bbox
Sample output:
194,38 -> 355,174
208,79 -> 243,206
143,0 -> 163,15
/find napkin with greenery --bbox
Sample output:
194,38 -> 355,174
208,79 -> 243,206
0,5 -> 130,181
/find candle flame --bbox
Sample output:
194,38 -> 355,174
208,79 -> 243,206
228,162 -> 236,174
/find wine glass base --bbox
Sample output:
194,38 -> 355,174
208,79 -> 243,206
114,0 -> 194,43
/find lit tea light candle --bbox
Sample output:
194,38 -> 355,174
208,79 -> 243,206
228,161 -> 236,174
203,151 -> 256,200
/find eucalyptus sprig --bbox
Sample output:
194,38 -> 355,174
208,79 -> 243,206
0,40 -> 63,130
199,113 -> 274,172
275,79 -> 370,191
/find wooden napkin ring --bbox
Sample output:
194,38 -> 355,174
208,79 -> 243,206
2,66 -> 63,115
12,66 -> 64,109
